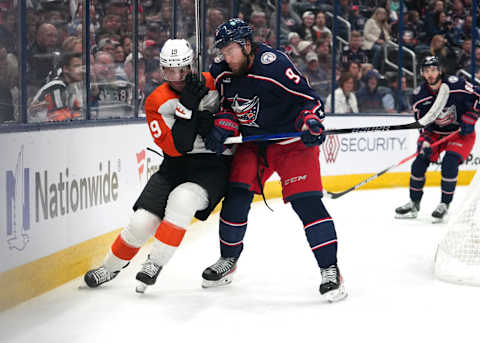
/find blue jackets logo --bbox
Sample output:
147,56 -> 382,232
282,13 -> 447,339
5,146 -> 31,251
230,94 -> 260,127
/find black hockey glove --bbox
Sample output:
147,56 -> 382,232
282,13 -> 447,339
417,135 -> 433,160
196,110 -> 214,138
176,73 -> 209,120
459,112 -> 478,136
299,114 -> 326,147
205,111 -> 240,155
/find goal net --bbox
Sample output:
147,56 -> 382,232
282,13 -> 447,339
434,169 -> 480,285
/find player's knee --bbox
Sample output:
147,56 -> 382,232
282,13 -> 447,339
291,195 -> 330,223
164,182 -> 209,228
412,157 -> 429,176
122,208 -> 161,247
220,187 -> 254,220
442,152 -> 461,178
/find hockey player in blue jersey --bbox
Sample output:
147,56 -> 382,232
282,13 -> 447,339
395,56 -> 480,222
201,18 -> 347,302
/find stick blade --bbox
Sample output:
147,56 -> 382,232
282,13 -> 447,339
418,83 -> 450,126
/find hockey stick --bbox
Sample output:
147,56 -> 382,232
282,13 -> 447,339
195,0 -> 202,74
225,83 -> 450,144
325,130 -> 459,199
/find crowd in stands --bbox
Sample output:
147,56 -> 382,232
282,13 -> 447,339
0,0 -> 479,123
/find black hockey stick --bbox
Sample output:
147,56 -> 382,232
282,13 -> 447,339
225,83 -> 450,144
325,130 -> 459,199
195,0 -> 202,74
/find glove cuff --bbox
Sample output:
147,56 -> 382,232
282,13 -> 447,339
295,110 -> 321,131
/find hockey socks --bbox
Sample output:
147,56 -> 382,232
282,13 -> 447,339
149,220 -> 186,266
218,188 -> 254,258
291,196 -> 338,268
440,153 -> 461,205
409,157 -> 429,202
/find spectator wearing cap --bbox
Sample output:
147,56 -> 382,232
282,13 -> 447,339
349,5 -> 366,32
285,32 -> 302,60
363,7 -> 390,71
296,39 -> 314,70
98,38 -> 120,56
355,70 -> 387,113
296,11 -> 316,42
313,11 -> 332,41
341,31 -> 369,70
142,40 -> 160,76
325,72 -> 359,114
301,51 -> 329,99
269,0 -> 301,46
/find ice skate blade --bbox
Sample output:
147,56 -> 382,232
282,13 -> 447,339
201,275 -> 234,288
431,217 -> 445,224
323,284 -> 348,303
395,213 -> 418,219
136,282 -> 148,294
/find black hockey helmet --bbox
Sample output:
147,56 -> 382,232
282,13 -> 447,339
421,56 -> 441,73
214,18 -> 253,49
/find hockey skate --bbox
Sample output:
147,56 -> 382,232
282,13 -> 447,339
135,256 -> 163,293
84,266 -> 120,288
319,264 -> 347,303
201,257 -> 238,288
395,200 -> 420,219
431,203 -> 449,223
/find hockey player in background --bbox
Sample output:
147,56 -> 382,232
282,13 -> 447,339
201,18 -> 347,302
395,56 -> 480,222
84,39 -> 233,292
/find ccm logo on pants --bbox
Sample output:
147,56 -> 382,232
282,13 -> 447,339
284,175 -> 307,185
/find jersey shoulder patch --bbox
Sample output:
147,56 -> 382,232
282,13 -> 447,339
214,54 -> 224,63
413,86 -> 421,95
260,51 -> 277,65
448,75 -> 459,84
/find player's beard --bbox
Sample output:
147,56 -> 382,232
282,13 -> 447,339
425,74 -> 441,88
231,52 -> 251,76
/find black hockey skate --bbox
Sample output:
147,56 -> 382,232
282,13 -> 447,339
202,257 -> 238,288
320,264 -> 347,302
135,256 -> 163,293
84,266 -> 120,288
395,200 -> 420,219
431,203 -> 449,223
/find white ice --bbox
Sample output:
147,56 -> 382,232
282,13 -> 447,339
1,186 -> 479,343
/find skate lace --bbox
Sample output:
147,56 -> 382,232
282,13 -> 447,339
140,260 -> 161,277
321,265 -> 338,284
210,257 -> 237,274
93,267 -> 111,283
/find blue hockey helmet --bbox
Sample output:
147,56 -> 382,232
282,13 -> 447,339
421,56 -> 441,73
214,18 -> 253,49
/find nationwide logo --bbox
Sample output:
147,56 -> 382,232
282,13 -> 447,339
322,135 -> 341,163
5,146 -> 30,251
136,149 -> 146,181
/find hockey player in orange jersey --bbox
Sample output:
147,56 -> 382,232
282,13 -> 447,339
84,39 -> 237,293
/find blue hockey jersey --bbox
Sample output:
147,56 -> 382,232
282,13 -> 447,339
411,75 -> 480,134
209,43 -> 324,137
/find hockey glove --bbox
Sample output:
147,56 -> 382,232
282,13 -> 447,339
176,73 -> 210,119
460,112 -> 478,136
196,110 -> 214,138
205,111 -> 240,155
298,113 -> 326,147
417,135 -> 433,160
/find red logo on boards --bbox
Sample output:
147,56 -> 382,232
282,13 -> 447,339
136,149 -> 146,181
322,135 -> 340,163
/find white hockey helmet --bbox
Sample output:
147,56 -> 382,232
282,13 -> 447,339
160,39 -> 194,81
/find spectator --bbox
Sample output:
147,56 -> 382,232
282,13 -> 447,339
382,75 -> 411,113
316,37 -> 337,79
0,10 -> 16,53
341,30 -> 369,70
0,39 -> 17,122
356,69 -> 387,113
460,15 -> 480,42
313,11 -> 332,41
423,34 -> 457,75
62,37 -> 82,54
28,52 -> 83,122
28,23 -> 60,89
296,11 -> 317,42
349,5 -> 366,32
325,72 -> 359,113
250,11 -> 275,46
142,40 -> 160,76
463,46 -> 480,76
296,39 -> 314,70
121,35 -> 132,57
347,60 -> 362,91
270,0 -> 301,46
302,51 -> 329,99
363,7 -> 390,71
285,32 -> 302,62
101,14 -> 123,36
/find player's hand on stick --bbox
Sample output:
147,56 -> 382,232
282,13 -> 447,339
196,110 -> 214,138
299,113 -> 326,147
417,135 -> 433,160
459,112 -> 478,136
205,111 -> 239,154
176,73 -> 209,119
